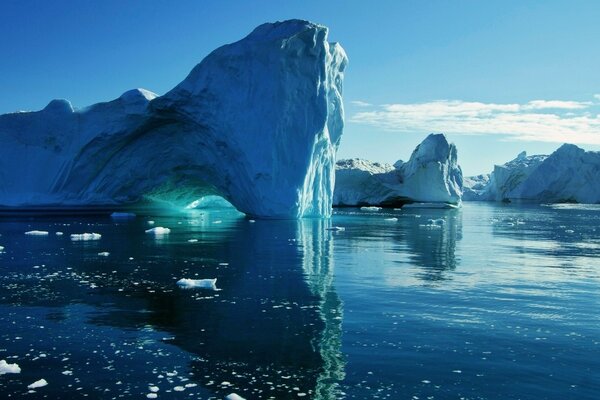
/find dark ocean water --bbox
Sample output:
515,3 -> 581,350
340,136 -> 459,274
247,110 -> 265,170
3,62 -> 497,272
0,202 -> 598,399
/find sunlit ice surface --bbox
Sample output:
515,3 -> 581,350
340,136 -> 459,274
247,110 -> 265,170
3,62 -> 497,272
0,202 -> 598,399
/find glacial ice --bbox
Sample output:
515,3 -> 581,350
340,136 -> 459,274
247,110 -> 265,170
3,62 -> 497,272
27,379 -> 48,389
70,233 -> 101,241
145,227 -> 171,235
0,360 -> 21,375
25,230 -> 49,236
334,134 -> 463,207
0,20 -> 347,219
225,394 -> 246,400
464,144 -> 600,203
176,278 -> 218,290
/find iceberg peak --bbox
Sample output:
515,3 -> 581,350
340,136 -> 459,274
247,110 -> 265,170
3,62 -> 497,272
43,99 -> 74,113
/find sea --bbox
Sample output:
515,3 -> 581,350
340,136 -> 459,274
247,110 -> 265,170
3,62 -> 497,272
0,202 -> 598,399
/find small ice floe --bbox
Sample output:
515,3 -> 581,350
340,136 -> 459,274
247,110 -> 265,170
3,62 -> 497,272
61,370 -> 73,376
146,394 -> 157,399
565,229 -> 575,234
0,360 -> 21,375
145,227 -> 170,235
174,386 -> 185,391
384,217 -> 398,222
110,212 -> 136,218
55,232 -> 64,236
0,246 -> 4,252
70,233 -> 101,241
248,219 -> 256,223
360,206 -> 382,211
176,278 -> 217,290
326,226 -> 345,231
97,252 -> 110,257
149,386 -> 159,393
225,393 -> 246,400
25,230 -> 49,236
420,218 -> 445,229
187,239 -> 198,243
148,220 -> 155,225
27,379 -> 48,389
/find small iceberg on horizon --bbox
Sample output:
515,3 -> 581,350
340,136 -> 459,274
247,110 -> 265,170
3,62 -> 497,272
70,233 -> 101,241
145,227 -> 171,235
25,230 -> 49,236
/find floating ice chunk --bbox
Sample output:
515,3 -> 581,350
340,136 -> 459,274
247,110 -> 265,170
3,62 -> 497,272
384,217 -> 398,221
174,386 -> 185,391
70,233 -> 101,241
98,252 -> 110,256
110,212 -> 136,218
404,202 -> 458,209
148,220 -> 155,225
0,246 -> 4,251
565,229 -> 575,234
0,360 -> 21,375
28,379 -> 48,389
176,278 -> 217,290
187,239 -> 198,243
147,394 -> 157,399
61,370 -> 73,376
225,394 -> 246,400
25,230 -> 49,236
326,226 -> 345,231
248,219 -> 256,223
149,386 -> 159,392
145,227 -> 170,235
360,206 -> 382,211
56,232 -> 63,236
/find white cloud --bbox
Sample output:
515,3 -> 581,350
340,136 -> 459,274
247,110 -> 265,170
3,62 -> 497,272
350,100 -> 373,107
350,97 -> 600,145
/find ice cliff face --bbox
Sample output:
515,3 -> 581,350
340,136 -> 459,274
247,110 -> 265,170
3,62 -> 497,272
333,134 -> 463,206
0,20 -> 347,218
464,144 -> 600,203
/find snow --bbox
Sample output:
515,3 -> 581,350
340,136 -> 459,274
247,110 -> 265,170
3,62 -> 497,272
0,20 -> 347,219
145,227 -> 171,235
176,278 -> 217,290
27,379 -> 48,389
464,144 -> 600,204
25,230 -> 49,236
70,233 -> 101,241
0,360 -> 21,375
334,134 -> 463,207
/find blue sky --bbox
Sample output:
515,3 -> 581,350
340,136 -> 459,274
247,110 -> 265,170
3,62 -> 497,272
1,0 -> 600,175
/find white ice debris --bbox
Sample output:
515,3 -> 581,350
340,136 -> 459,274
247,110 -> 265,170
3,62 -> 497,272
326,226 -> 345,231
56,232 -> 64,236
27,379 -> 48,389
70,233 -> 101,241
384,217 -> 398,221
187,239 -> 198,243
0,246 -> 4,252
0,20 -> 347,219
225,394 -> 246,400
360,206 -> 382,211
176,278 -> 217,290
145,227 -> 171,235
97,252 -> 110,256
146,394 -> 157,399
25,230 -> 49,236
149,386 -> 159,392
0,360 -> 21,375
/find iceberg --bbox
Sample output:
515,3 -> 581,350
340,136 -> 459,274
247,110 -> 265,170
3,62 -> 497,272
0,20 -> 347,219
333,134 -> 463,207
27,379 -> 48,389
70,233 -> 101,241
464,144 -> 600,204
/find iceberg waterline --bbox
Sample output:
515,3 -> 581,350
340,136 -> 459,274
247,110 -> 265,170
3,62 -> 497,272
0,20 -> 347,219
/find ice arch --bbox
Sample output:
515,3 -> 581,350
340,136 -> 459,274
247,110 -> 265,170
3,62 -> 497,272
0,20 -> 347,218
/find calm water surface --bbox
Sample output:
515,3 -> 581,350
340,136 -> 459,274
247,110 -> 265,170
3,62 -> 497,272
0,203 -> 598,399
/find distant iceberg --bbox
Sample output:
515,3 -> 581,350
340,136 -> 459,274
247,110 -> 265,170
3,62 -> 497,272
333,134 -> 463,207
464,144 -> 600,204
0,20 -> 347,219
176,278 -> 218,290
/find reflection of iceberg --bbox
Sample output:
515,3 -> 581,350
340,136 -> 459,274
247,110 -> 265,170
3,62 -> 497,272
298,219 -> 345,399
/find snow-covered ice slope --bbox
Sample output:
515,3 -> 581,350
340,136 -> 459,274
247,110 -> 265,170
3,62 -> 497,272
463,144 -> 600,203
333,134 -> 463,206
0,20 -> 347,218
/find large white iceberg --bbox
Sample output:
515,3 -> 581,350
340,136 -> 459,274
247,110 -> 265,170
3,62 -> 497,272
464,144 -> 600,203
333,134 -> 463,207
0,20 -> 347,219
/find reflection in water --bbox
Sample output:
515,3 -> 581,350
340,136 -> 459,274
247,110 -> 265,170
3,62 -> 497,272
0,210 -> 344,399
298,219 -> 345,399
